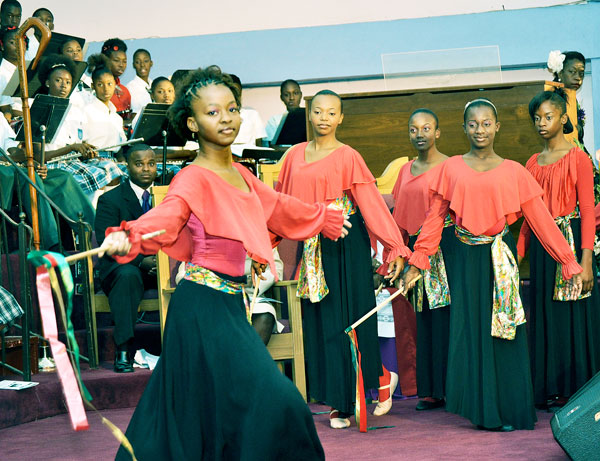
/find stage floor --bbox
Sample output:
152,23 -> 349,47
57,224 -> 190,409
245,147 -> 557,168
0,398 -> 568,460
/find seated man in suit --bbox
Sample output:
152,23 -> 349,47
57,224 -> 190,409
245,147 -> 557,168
95,143 -> 158,373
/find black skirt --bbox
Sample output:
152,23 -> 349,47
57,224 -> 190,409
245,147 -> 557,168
303,211 -> 382,414
444,233 -> 537,430
528,217 -> 600,405
115,278 -> 324,461
409,225 -> 455,400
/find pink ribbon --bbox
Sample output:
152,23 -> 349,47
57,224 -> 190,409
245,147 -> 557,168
35,266 -> 89,431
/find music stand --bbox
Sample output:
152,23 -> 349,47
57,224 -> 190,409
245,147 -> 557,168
43,32 -> 86,57
271,108 -> 307,146
131,103 -> 187,184
15,94 -> 69,164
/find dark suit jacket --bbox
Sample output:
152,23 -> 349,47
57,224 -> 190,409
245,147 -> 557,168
95,179 -> 149,281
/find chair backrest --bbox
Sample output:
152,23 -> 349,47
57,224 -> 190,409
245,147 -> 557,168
258,162 -> 282,189
151,185 -> 172,336
376,157 -> 409,194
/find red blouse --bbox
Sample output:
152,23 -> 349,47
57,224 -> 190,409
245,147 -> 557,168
409,156 -> 582,279
392,159 -> 445,243
110,77 -> 132,115
517,147 -> 595,256
108,163 -> 344,279
276,142 -> 411,263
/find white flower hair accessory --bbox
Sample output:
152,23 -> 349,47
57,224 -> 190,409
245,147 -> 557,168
547,50 -> 566,75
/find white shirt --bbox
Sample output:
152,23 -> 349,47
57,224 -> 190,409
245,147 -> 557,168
70,77 -> 96,110
24,35 -> 39,62
129,179 -> 153,208
0,59 -> 16,107
265,112 -> 285,142
45,103 -> 86,150
82,98 -> 126,151
235,108 -> 266,145
0,114 -> 18,152
126,76 -> 152,115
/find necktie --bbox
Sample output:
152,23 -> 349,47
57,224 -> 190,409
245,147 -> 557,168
142,190 -> 151,213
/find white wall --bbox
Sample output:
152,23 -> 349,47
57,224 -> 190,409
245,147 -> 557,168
23,0 -> 575,41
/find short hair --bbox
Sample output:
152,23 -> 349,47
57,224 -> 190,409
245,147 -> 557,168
409,108 -> 439,129
528,90 -> 574,134
125,142 -> 154,161
229,73 -> 242,87
101,38 -> 127,57
168,66 -> 240,141
310,89 -> 343,113
280,79 -> 300,93
170,69 -> 191,91
133,48 -> 151,60
463,98 -> 497,123
38,53 -> 76,85
32,7 -> 52,19
0,0 -> 21,13
150,76 -> 171,94
86,53 -> 113,82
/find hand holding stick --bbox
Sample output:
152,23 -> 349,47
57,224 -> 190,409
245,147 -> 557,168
64,230 -> 166,264
345,274 -> 422,333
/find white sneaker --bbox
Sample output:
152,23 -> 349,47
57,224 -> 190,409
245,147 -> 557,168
329,410 -> 351,429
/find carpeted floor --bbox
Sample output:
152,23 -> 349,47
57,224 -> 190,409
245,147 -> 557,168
0,399 -> 568,461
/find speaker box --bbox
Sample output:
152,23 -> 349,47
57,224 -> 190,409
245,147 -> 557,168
550,371 -> 600,460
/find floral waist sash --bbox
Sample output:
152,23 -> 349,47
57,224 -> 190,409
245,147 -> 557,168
411,216 -> 453,312
554,209 -> 590,301
184,263 -> 251,322
297,195 -> 356,302
455,225 -> 524,340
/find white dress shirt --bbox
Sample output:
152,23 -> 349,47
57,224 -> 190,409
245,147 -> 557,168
126,76 -> 152,114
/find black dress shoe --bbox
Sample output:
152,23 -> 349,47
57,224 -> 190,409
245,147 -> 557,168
477,424 -> 515,432
114,351 -> 134,373
416,399 -> 445,411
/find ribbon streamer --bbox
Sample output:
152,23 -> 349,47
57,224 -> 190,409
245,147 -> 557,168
347,329 -> 367,433
29,251 -> 137,460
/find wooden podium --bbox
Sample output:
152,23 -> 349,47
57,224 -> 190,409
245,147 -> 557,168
305,81 -> 546,176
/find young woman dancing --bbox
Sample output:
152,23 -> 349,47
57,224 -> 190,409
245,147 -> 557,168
392,108 -> 451,411
102,67 -> 349,460
276,90 -> 410,427
517,90 -> 600,409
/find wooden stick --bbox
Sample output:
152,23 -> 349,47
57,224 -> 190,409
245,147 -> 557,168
248,278 -> 261,318
374,282 -> 384,297
345,275 -> 422,333
64,230 -> 166,263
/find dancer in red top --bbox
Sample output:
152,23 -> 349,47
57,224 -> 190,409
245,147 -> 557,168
402,98 -> 582,431
392,108 -> 451,411
277,90 -> 410,427
103,67 -> 350,460
517,90 -> 600,409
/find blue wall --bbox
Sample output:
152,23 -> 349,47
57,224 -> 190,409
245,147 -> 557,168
87,2 -> 600,150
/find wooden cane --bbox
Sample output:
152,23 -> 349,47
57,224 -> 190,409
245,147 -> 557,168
64,230 -> 166,264
344,274 -> 422,333
15,18 -> 51,250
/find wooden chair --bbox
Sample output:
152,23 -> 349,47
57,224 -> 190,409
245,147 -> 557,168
376,156 -> 409,194
258,161 -> 282,189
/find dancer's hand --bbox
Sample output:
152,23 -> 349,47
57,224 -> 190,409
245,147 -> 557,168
400,266 -> 421,295
335,218 -> 352,241
567,273 -> 583,300
99,231 -> 131,257
251,260 -> 267,284
580,251 -> 595,294
385,256 -> 405,284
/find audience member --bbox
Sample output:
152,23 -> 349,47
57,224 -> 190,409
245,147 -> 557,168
265,79 -> 302,143
229,74 -> 266,156
95,143 -> 158,373
126,49 -> 153,114
100,38 -> 131,120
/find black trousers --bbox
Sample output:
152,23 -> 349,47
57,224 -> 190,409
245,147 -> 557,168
101,263 -> 157,347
